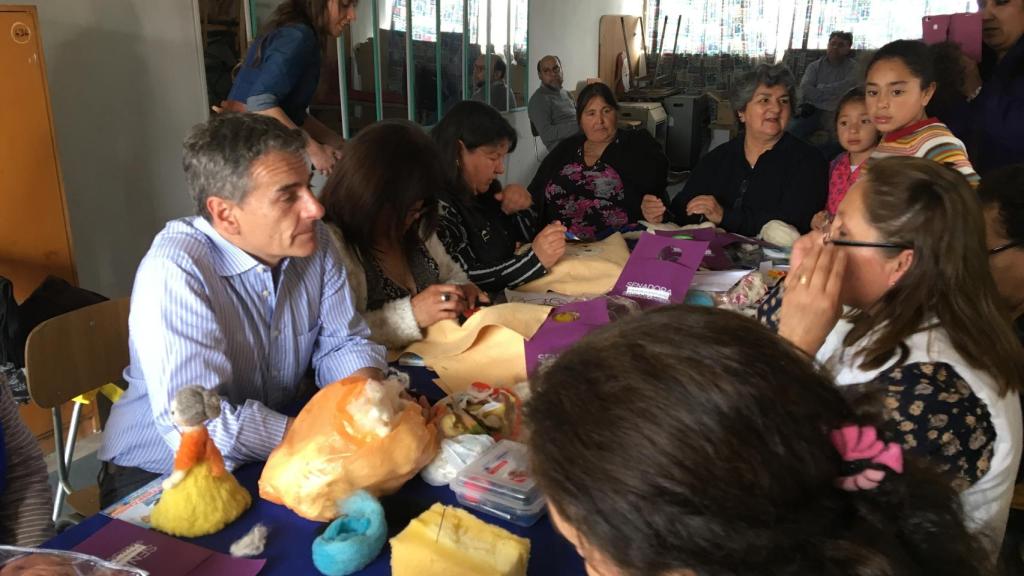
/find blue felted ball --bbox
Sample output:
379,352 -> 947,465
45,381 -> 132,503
311,490 -> 388,576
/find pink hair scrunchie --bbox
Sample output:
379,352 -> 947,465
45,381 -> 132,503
830,425 -> 904,491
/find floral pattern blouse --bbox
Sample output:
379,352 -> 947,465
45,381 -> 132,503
757,285 -> 996,489
543,148 -> 629,239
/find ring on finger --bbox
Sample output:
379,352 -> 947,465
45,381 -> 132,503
440,293 -> 452,303
799,274 -> 809,285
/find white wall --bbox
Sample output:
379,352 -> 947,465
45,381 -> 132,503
503,0 -> 644,187
3,0 -> 208,298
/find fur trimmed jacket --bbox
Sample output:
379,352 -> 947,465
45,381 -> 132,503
328,226 -> 470,349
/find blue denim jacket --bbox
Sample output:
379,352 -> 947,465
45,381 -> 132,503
228,23 -> 322,126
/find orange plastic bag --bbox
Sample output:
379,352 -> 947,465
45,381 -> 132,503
259,376 -> 439,521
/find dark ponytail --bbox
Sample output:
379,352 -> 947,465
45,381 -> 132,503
526,306 -> 994,576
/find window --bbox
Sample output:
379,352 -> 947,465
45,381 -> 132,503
646,0 -> 974,60
246,0 -> 528,137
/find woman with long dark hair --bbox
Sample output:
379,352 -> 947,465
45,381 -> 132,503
225,0 -> 356,174
528,305 -> 995,576
431,101 -> 566,292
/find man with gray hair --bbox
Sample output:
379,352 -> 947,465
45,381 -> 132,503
97,113 -> 386,505
528,55 -> 579,150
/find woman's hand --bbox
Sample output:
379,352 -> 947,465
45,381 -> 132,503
307,140 -> 341,175
777,237 -> 847,356
641,194 -> 668,223
411,284 -> 467,328
459,282 -> 491,308
810,210 -> 830,232
495,183 -> 533,214
961,54 -> 983,100
685,195 -> 724,224
533,221 -> 568,269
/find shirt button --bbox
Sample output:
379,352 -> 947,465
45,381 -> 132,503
272,330 -> 280,338
262,290 -> 270,298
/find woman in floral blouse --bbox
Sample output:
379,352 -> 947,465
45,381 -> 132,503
759,156 -> 1024,555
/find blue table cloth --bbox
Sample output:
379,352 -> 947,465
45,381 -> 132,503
43,366 -> 585,575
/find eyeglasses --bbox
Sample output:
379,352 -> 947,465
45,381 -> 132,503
822,214 -> 911,250
989,240 -> 1022,255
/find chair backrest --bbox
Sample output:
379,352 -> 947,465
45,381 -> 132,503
24,298 -> 130,409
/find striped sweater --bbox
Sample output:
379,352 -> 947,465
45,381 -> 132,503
871,117 -> 980,187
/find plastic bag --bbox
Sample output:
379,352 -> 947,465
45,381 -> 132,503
420,434 -> 496,486
432,382 -> 523,441
259,374 -> 438,521
0,546 -> 147,576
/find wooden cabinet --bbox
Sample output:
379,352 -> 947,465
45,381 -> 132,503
1,5 -> 81,443
0,5 -> 76,302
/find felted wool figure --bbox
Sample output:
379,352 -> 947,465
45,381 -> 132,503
150,386 -> 251,537
311,490 -> 388,575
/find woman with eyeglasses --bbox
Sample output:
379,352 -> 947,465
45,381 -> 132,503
321,121 -> 486,349
980,164 -> 1024,345
758,156 -> 1024,554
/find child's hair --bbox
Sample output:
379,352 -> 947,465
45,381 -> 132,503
526,305 -> 994,576
834,87 -> 867,125
868,39 -> 935,90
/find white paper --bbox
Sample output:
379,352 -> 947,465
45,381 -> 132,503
691,270 -> 752,292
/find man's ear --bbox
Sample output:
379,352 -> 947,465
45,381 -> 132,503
207,196 -> 241,235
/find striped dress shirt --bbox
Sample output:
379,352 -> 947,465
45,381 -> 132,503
98,217 -> 386,474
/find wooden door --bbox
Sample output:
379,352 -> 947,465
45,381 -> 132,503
0,6 -> 76,302
0,6 -> 82,444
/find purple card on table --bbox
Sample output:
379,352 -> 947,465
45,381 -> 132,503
654,228 -> 733,270
612,234 -> 707,305
73,518 -> 265,576
524,298 -> 610,376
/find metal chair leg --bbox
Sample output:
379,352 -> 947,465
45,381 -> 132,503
50,403 -> 82,524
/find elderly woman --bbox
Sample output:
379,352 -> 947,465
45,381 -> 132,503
527,82 -> 670,239
759,157 -> 1024,553
432,101 -> 566,292
980,164 -> 1024,344
321,121 -> 486,348
647,64 -> 827,237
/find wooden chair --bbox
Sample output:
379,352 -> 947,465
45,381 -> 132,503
24,298 -> 130,527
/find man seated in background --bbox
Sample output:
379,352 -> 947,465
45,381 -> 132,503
788,30 -> 858,142
471,54 -> 517,112
97,113 -> 386,506
528,55 -> 579,150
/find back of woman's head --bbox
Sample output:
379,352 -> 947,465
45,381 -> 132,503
574,82 -> 619,124
262,0 -> 339,39
847,156 -> 1024,394
431,100 -> 517,197
321,120 -> 441,266
869,40 -> 934,89
527,305 -> 992,576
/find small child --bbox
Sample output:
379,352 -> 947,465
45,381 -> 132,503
811,89 -> 878,230
865,40 -> 979,186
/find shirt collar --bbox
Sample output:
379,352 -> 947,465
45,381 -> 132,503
192,216 -> 267,277
882,117 -> 938,142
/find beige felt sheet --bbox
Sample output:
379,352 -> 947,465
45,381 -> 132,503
398,303 -> 551,395
516,233 -> 629,295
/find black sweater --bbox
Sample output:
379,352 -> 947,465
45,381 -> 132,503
528,128 -> 670,228
669,132 -> 827,236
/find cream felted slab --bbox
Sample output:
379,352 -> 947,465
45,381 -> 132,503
516,233 -> 630,295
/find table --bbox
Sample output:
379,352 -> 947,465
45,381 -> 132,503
43,367 -> 586,575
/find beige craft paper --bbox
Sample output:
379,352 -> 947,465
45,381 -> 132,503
516,233 -> 629,295
399,303 -> 551,394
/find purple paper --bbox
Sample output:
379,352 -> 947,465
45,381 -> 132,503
73,518 -> 265,576
524,298 -> 610,375
923,13 -> 982,62
612,235 -> 707,305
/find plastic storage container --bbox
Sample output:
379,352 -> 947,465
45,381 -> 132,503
450,439 -> 547,527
